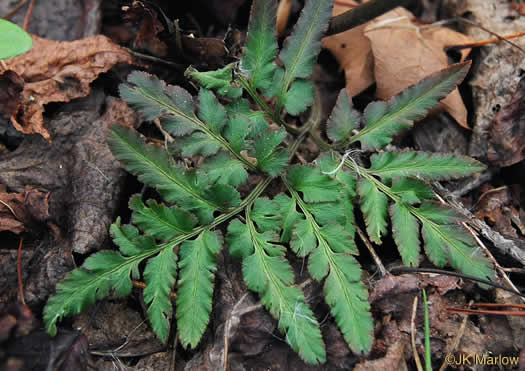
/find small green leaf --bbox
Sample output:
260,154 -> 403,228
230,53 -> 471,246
226,99 -> 269,137
390,202 -> 420,267
254,127 -> 288,176
369,151 -> 485,181
326,89 -> 361,143
358,178 -> 388,244
185,65 -> 242,98
287,165 -> 341,203
391,178 -> 435,204
197,89 -> 227,134
223,115 -> 252,154
174,131 -> 222,157
177,230 -> 223,348
241,0 -> 278,90
129,196 -> 197,240
200,152 -> 248,187
351,62 -> 471,150
0,20 -> 33,60
283,80 -> 314,116
250,197 -> 282,233
144,247 -> 178,343
417,202 -> 463,224
274,194 -> 302,243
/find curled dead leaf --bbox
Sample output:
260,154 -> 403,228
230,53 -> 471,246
6,35 -> 133,140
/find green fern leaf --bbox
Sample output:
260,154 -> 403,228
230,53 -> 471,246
223,115 -> 252,154
370,151 -> 485,181
177,230 -> 223,348
129,196 -> 197,240
390,202 -> 420,267
416,203 -> 494,282
358,178 -> 388,244
285,179 -> 373,355
44,220 -> 161,336
326,89 -> 361,143
185,65 -> 242,99
197,88 -> 227,134
350,62 -> 471,150
200,152 -> 248,187
283,80 -> 314,116
254,127 -> 288,176
274,194 -> 302,243
391,178 -> 435,204
240,0 -> 278,90
250,197 -> 282,233
144,246 -> 178,343
226,99 -> 269,138
108,125 -> 239,223
278,0 -> 333,93
287,165 -> 341,203
226,203 -> 326,364
174,131 -> 222,157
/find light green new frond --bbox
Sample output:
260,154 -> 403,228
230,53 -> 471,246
200,152 -> 248,187
326,89 -> 361,143
369,151 -> 486,181
241,0 -> 278,90
350,62 -> 471,150
185,65 -> 242,99
177,230 -> 223,348
144,247 -> 178,343
108,125 -> 239,224
390,202 -> 420,267
129,196 -> 197,241
287,165 -> 341,203
358,178 -> 388,244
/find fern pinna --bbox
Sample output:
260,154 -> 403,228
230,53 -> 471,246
44,0 -> 494,364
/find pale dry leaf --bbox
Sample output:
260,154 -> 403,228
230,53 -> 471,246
6,35 -> 133,140
276,0 -> 293,36
0,185 -> 50,234
322,0 -> 375,96
364,7 -> 474,129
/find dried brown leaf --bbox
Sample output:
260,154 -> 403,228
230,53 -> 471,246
7,35 -> 133,140
0,71 -> 24,119
322,0 -> 375,96
364,8 -> 474,129
0,185 -> 49,234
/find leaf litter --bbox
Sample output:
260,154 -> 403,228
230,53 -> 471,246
323,3 -> 474,128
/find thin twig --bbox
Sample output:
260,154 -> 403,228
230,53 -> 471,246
0,199 -> 18,219
326,0 -> 415,37
17,238 -> 26,306
2,0 -> 28,20
355,225 -> 387,277
410,295 -> 424,371
438,301 -> 473,371
22,0 -> 34,31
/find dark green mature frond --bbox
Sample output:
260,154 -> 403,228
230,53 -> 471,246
274,0 -> 333,114
326,89 -> 361,143
44,220 -> 162,336
144,246 -> 178,343
391,178 -> 435,204
226,202 -> 326,364
287,165 -> 341,203
185,65 -> 242,99
358,178 -> 388,244
241,0 -> 278,90
369,151 -> 486,181
200,152 -> 249,187
177,230 -> 223,348
108,125 -> 239,224
390,202 -> 420,267
285,177 -> 373,355
129,196 -> 197,240
254,128 -> 288,176
349,62 -> 471,150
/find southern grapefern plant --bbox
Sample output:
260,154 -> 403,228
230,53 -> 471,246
44,0 -> 494,364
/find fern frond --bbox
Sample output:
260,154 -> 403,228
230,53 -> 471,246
391,178 -> 435,204
274,0 -> 333,114
326,89 -> 361,143
349,62 -> 471,150
241,0 -> 278,90
143,246 -> 178,343
44,220 -> 162,336
390,202 -> 420,267
177,230 -> 222,348
226,201 -> 326,364
200,152 -> 249,187
284,177 -> 373,355
287,165 -> 341,202
358,178 -> 388,244
108,125 -> 240,223
185,65 -> 242,99
129,196 -> 197,240
369,151 -> 486,181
